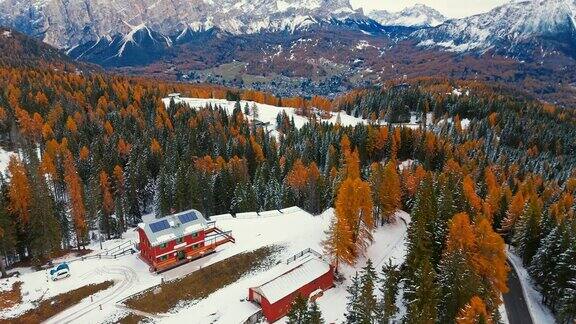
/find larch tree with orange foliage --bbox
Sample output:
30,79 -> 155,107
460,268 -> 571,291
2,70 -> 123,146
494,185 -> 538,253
473,218 -> 509,310
370,160 -> 401,225
99,171 -> 115,239
463,175 -> 483,217
63,150 -> 87,250
7,156 -> 31,226
324,150 -> 373,269
438,213 -> 482,323
457,296 -> 493,324
501,191 -> 525,232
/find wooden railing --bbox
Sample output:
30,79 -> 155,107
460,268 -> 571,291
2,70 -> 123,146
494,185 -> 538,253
285,248 -> 323,265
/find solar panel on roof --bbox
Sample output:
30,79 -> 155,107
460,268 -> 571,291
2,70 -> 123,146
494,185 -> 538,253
178,211 -> 198,224
150,220 -> 170,233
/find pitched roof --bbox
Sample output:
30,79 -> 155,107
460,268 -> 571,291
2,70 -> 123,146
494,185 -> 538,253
138,209 -> 208,246
251,256 -> 331,304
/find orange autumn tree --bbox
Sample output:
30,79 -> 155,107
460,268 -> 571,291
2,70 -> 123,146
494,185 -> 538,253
99,170 -> 115,239
473,218 -> 509,301
63,150 -> 87,250
7,156 -> 31,226
501,191 -> 525,231
371,160 -> 402,225
324,149 -> 373,269
457,296 -> 493,324
463,175 -> 483,216
286,159 -> 309,194
440,213 -> 508,322
440,212 -> 482,323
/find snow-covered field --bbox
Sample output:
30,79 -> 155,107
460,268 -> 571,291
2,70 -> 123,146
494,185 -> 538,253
507,250 -> 556,324
158,208 -> 410,324
0,229 -> 160,322
162,97 -> 370,131
162,97 -> 428,132
0,207 -> 411,323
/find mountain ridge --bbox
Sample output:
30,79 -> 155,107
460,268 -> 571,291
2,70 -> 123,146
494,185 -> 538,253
368,4 -> 447,27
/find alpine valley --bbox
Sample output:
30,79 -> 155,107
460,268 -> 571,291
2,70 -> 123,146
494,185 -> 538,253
1,0 -> 575,105
1,1 -> 576,324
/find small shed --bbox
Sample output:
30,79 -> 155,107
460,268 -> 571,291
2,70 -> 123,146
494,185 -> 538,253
248,253 -> 334,322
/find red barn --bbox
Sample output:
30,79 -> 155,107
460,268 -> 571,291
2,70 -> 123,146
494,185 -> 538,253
137,209 -> 234,272
248,253 -> 334,323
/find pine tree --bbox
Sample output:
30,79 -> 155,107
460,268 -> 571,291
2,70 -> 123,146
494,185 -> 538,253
512,196 -> 542,265
529,224 -> 563,304
287,295 -> 310,324
308,302 -> 324,324
358,259 -> 378,323
405,174 -> 437,299
405,257 -> 439,324
345,272 -> 362,323
376,261 -> 400,323
28,165 -> 61,261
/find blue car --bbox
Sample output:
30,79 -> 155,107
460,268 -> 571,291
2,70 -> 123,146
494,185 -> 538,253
50,263 -> 71,281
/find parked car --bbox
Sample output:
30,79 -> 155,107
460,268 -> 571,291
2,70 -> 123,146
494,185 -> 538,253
50,263 -> 70,281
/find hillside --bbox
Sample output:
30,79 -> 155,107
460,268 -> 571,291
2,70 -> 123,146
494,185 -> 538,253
0,27 -> 574,323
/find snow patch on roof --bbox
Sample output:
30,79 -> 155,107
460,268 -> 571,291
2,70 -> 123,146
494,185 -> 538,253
252,256 -> 331,304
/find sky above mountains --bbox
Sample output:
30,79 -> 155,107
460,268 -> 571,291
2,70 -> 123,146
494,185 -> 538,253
350,0 -> 511,18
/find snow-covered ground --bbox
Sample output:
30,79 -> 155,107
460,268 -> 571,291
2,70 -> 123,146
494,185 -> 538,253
0,229 -> 160,322
159,208 -> 410,324
507,249 -> 556,324
0,147 -> 16,175
1,208 -> 410,323
162,97 -> 428,132
162,97 -> 369,131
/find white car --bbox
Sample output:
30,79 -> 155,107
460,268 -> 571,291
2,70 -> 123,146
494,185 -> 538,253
50,263 -> 71,281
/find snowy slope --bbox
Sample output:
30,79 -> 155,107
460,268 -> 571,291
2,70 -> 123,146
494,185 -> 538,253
368,4 -> 447,27
0,229 -> 160,322
1,207 -> 410,323
0,0 -> 361,49
159,208 -> 410,324
162,97 -> 373,131
414,0 -> 576,55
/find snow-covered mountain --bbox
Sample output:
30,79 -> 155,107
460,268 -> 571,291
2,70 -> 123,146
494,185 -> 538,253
414,0 -> 576,57
368,4 -> 447,27
0,0 -> 362,49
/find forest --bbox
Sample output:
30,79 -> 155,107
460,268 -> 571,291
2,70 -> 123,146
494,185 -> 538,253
0,57 -> 574,323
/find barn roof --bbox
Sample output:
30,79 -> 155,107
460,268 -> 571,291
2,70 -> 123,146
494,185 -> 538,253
251,255 -> 331,304
138,209 -> 208,247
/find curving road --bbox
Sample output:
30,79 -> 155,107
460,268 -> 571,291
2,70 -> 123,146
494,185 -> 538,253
44,266 -> 139,324
503,261 -> 534,324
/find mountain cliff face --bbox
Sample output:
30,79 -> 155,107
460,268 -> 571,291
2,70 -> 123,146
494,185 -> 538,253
414,0 -> 576,58
1,0 -> 575,106
368,4 -> 447,27
0,0 -> 361,49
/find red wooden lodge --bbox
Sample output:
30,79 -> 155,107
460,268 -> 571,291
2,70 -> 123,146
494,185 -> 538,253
137,209 -> 234,272
248,250 -> 334,323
